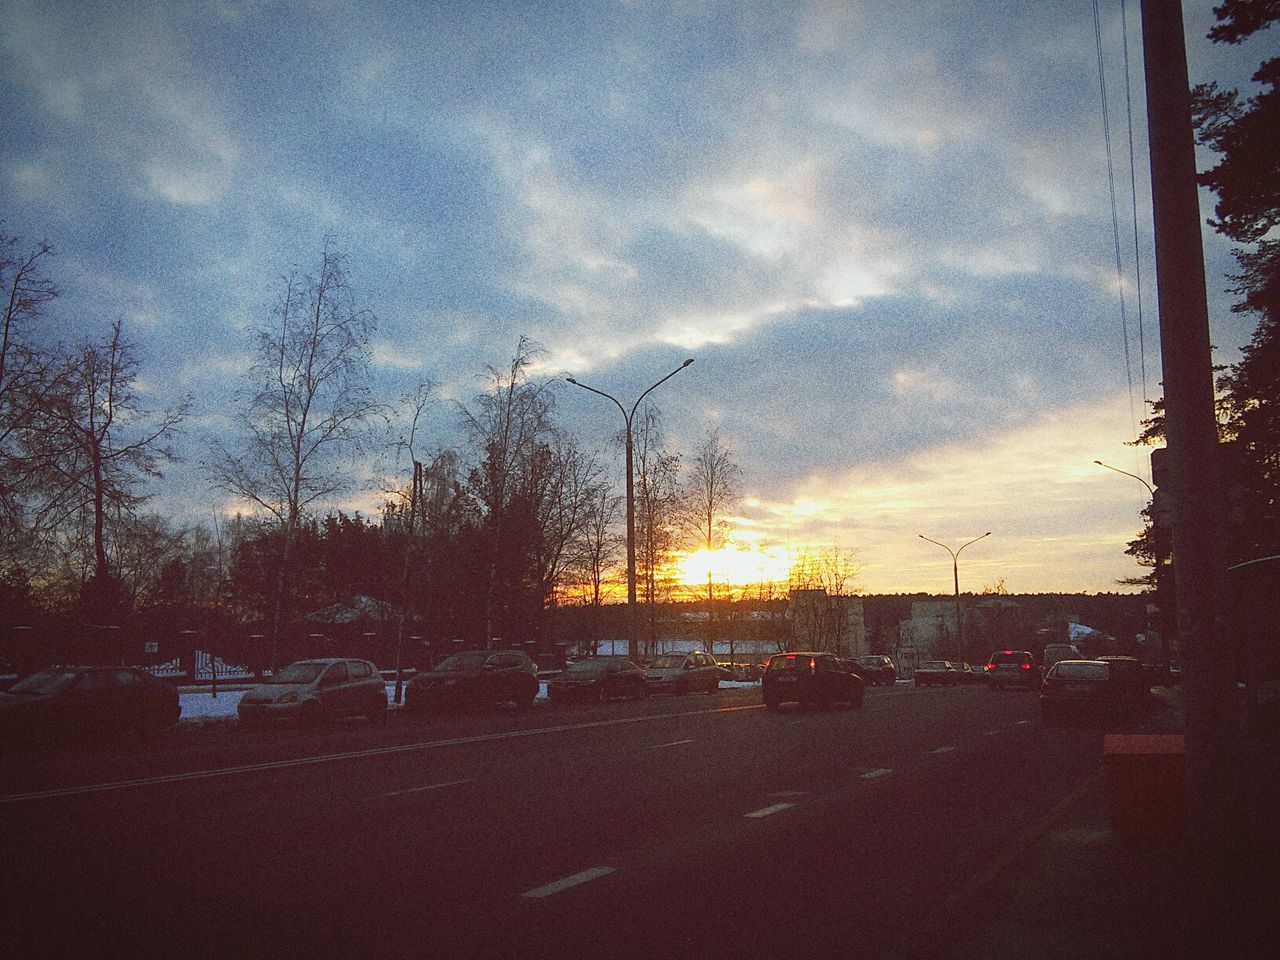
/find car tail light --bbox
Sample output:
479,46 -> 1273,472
1020,663 -> 1031,670
985,663 -> 995,671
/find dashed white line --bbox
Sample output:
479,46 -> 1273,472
744,802 -> 796,818
651,739 -> 696,749
522,867 -> 616,899
385,778 -> 476,797
984,730 -> 1001,736
930,746 -> 955,755
1016,720 -> 1033,726
861,768 -> 893,779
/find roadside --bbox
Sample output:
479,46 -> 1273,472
889,685 -> 1280,960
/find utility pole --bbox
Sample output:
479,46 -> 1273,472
1139,0 -> 1242,847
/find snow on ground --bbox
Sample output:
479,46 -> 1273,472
178,681 -> 763,722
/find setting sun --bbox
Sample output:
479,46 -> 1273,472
675,545 -> 793,587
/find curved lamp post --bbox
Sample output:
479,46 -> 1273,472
918,532 -> 991,662
566,359 -> 694,660
1094,459 -> 1169,677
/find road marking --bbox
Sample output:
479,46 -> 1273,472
651,739 -> 696,749
385,778 -> 476,797
0,704 -> 763,805
744,802 -> 796,818
1016,720 -> 1033,726
861,768 -> 893,779
522,867 -> 616,899
984,730 -> 1001,736
929,746 -> 955,755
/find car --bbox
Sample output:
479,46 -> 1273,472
914,660 -> 963,686
0,665 -> 180,746
404,650 -> 539,712
1042,643 -> 1083,670
1040,659 -> 1135,723
547,657 -> 648,702
237,658 -> 387,726
644,651 -> 723,694
953,661 -> 981,683
1096,655 -> 1152,712
985,650 -> 1042,690
762,652 -> 865,710
853,655 -> 897,685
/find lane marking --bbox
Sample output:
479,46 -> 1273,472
745,802 -> 796,818
1,704 -> 763,805
523,867 -> 616,899
1016,720 -> 1033,726
385,778 -> 476,797
861,768 -> 893,779
930,746 -> 955,755
984,730 -> 1001,736
651,739 -> 696,749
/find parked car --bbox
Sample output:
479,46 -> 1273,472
853,655 -> 897,686
953,661 -> 981,683
985,650 -> 1042,690
762,652 -> 864,710
237,658 -> 387,726
1040,659 -> 1136,723
404,650 -> 539,712
1042,643 -> 1083,670
0,665 -> 180,746
914,660 -> 963,686
547,657 -> 647,702
644,651 -> 723,694
1096,655 -> 1152,712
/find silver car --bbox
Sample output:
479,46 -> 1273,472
237,658 -> 387,727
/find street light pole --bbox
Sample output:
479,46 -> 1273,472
918,532 -> 991,662
1094,459 -> 1171,678
566,359 -> 694,662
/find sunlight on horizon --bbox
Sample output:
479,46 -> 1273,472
675,545 -> 794,588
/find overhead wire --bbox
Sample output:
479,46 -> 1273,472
1093,0 -> 1141,463
1119,0 -> 1150,413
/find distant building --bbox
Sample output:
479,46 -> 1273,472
787,589 -> 867,658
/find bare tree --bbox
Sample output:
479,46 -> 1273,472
787,541 -> 861,655
573,480 -> 623,654
634,405 -> 681,659
37,320 -> 188,617
209,241 -> 378,669
459,337 -> 556,646
678,427 -> 742,659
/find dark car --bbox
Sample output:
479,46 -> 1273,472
762,652 -> 864,710
404,650 -> 540,712
985,650 -> 1042,690
547,657 -> 647,702
0,666 -> 180,746
953,661 -> 981,684
1097,656 -> 1152,712
853,655 -> 897,686
238,658 -> 388,726
1040,659 -> 1129,723
644,651 -> 722,694
914,660 -> 962,686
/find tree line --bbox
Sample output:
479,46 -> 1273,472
1,231 -> 759,668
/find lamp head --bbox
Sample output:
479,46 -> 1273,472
565,377 -> 578,385
682,358 -> 695,367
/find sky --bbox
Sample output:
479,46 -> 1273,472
1,0 -> 1270,596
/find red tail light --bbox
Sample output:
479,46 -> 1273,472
985,663 -> 995,671
1020,663 -> 1031,670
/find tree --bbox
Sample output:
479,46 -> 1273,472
787,542 -> 861,655
677,427 -> 741,657
571,477 -> 622,655
1192,3 -> 1280,561
459,338 -> 557,647
632,405 -> 682,659
40,320 -> 187,619
210,241 -> 378,669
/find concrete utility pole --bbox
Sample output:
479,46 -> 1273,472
1139,0 -> 1242,847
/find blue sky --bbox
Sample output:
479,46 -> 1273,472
1,0 -> 1267,594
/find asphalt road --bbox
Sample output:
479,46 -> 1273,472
0,683 -> 1121,959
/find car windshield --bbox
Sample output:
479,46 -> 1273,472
6,669 -> 79,696
648,655 -> 687,669
435,652 -> 487,671
566,660 -> 613,674
768,656 -> 811,671
1054,662 -> 1110,680
269,662 -> 325,684
992,652 -> 1030,664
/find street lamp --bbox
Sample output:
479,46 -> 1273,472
918,532 -> 991,663
566,358 -> 695,661
1094,459 -> 1170,678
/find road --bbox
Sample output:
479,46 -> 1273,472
0,683 -> 1118,959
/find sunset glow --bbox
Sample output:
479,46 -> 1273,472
675,546 -> 794,588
